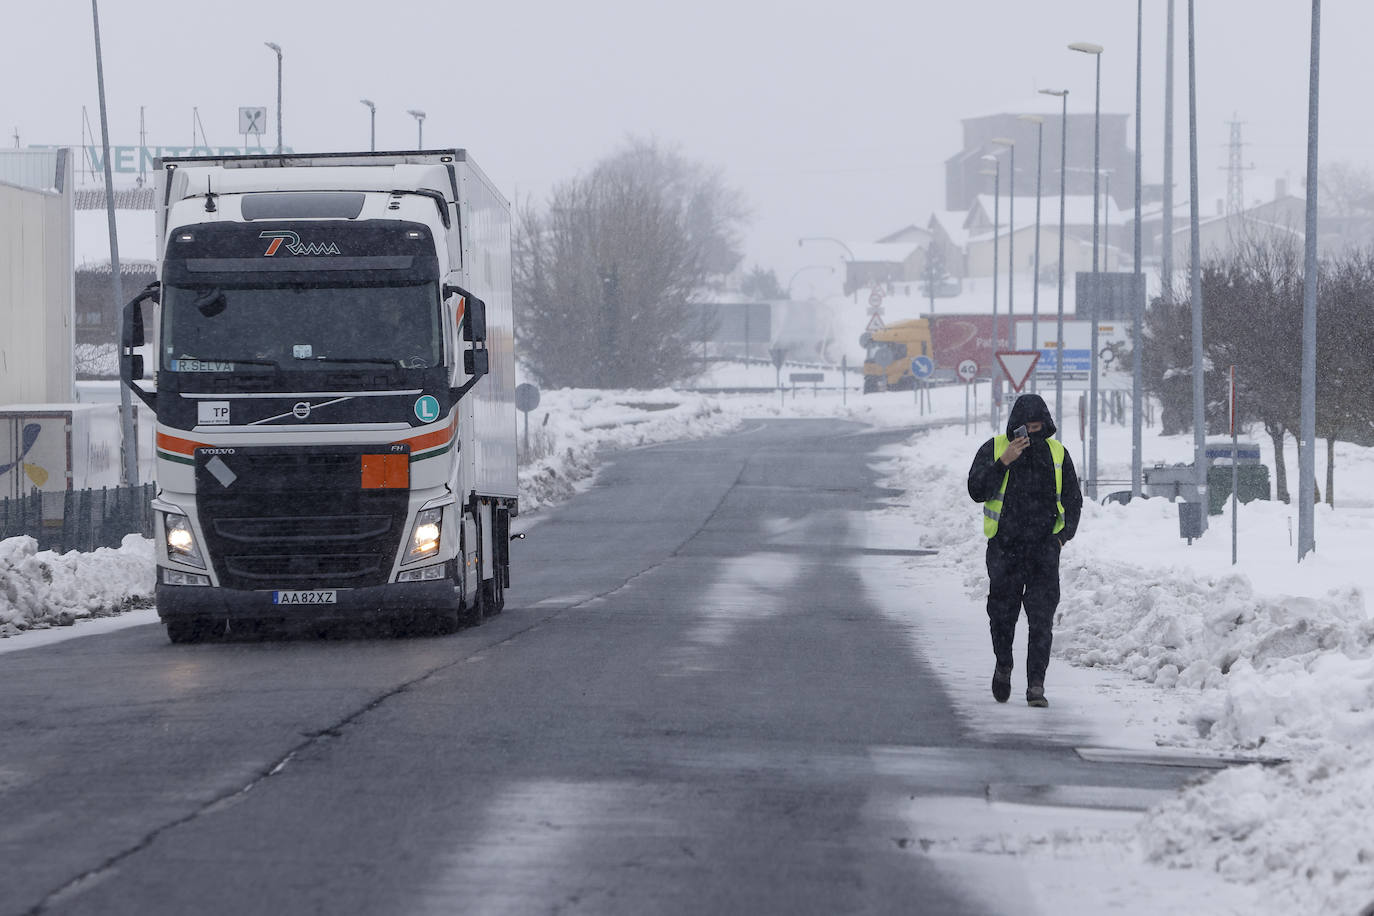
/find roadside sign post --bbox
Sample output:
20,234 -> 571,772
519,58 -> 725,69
841,355 -> 847,406
789,371 -> 824,399
239,106 -> 266,152
1231,365 -> 1239,565
770,347 -> 787,409
994,350 -> 1041,394
957,359 -> 978,435
910,356 -> 934,417
515,383 -> 540,459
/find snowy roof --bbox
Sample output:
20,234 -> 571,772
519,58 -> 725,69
972,193 -> 1126,228
929,211 -> 972,246
847,241 -> 923,264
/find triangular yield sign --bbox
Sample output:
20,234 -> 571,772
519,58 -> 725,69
995,350 -> 1041,392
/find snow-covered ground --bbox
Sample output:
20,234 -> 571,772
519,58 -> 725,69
3,375 -> 1372,913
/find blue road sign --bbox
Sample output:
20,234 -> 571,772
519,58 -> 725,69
910,355 -> 935,379
1035,348 -> 1091,374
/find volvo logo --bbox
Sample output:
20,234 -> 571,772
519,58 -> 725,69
292,402 -> 311,419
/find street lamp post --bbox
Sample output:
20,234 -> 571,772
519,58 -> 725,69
406,109 -> 426,148
1133,0 -> 1145,499
264,41 -> 282,154
1070,40 -> 1104,499
786,264 -> 835,298
360,99 -> 376,152
1299,0 -> 1322,559
981,158 -> 1001,430
1187,0 -> 1207,534
1020,115 -> 1046,393
1163,0 -> 1176,305
798,237 -> 857,302
1039,88 -> 1069,437
93,0 -> 137,487
991,138 -> 1016,338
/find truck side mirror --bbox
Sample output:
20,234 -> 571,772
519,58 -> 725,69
464,349 -> 489,376
443,282 -> 488,342
463,295 -> 487,343
122,282 -> 160,409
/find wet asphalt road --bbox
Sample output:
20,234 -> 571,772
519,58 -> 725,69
1,419 -> 1205,915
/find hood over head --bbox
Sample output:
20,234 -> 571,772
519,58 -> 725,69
1006,393 -> 1057,439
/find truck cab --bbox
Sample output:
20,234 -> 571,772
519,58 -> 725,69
122,151 -> 516,642
860,319 -> 932,393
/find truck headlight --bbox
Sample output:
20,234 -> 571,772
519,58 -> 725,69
405,508 -> 442,562
164,513 -> 205,568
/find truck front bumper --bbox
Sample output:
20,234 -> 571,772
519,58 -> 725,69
154,580 -> 459,625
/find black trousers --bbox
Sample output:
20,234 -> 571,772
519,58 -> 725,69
985,535 -> 1061,685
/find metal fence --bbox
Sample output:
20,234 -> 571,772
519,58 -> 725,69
0,484 -> 155,554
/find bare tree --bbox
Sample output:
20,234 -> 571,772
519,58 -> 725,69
1148,230 -> 1374,506
514,139 -> 746,389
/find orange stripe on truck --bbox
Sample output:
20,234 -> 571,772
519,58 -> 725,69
397,414 -> 457,453
157,432 -> 208,456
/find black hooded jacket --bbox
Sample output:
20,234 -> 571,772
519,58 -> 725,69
967,394 -> 1083,544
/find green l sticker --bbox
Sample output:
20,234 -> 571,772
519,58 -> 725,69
414,395 -> 440,423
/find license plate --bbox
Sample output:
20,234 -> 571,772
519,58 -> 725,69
273,590 -> 338,605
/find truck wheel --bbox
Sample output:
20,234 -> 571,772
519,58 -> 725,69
393,605 -> 460,637
480,573 -> 504,616
863,376 -> 879,394
165,617 -> 217,644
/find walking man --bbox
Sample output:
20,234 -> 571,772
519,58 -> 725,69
967,393 -> 1082,707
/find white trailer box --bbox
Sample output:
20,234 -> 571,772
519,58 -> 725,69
0,404 -> 123,500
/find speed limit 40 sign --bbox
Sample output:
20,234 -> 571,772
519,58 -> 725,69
957,359 -> 978,383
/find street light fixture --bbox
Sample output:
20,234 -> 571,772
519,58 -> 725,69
1070,39 -> 1104,500
1299,0 -> 1322,558
1038,89 -> 1069,435
1133,0 -> 1146,499
798,237 -> 857,302
1187,2 -> 1208,536
981,158 -> 1001,430
360,99 -> 376,152
991,137 -> 1016,339
407,109 -> 426,148
264,41 -> 282,154
1020,114 -> 1046,393
93,0 -> 137,487
786,264 -> 835,298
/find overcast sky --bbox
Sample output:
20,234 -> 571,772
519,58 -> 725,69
7,1 -> 1373,297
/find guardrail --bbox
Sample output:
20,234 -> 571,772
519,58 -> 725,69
0,484 -> 155,554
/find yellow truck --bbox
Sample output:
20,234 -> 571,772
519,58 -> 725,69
861,319 -> 932,393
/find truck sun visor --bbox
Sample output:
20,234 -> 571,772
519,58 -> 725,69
241,192 -> 366,220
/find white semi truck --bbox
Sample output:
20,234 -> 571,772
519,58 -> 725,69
120,150 -> 517,642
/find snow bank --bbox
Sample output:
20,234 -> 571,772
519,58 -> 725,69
0,534 -> 155,636
888,419 -> 1374,913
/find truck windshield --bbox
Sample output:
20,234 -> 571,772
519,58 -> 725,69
161,282 -> 442,371
865,341 -> 906,366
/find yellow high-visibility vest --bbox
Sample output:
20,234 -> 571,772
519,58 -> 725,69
984,435 -> 1066,538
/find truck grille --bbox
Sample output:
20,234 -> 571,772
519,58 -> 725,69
194,446 -> 409,591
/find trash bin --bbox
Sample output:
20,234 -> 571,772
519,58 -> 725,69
1207,463 -> 1271,515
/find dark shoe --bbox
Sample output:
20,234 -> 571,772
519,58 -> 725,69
992,666 -> 1012,703
1026,683 -> 1049,708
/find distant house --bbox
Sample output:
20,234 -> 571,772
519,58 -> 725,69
843,237 -> 929,295
959,193 -> 1123,279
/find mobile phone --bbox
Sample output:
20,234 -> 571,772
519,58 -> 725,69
1014,424 -> 1028,440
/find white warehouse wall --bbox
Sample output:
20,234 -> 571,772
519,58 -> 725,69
0,150 -> 75,405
